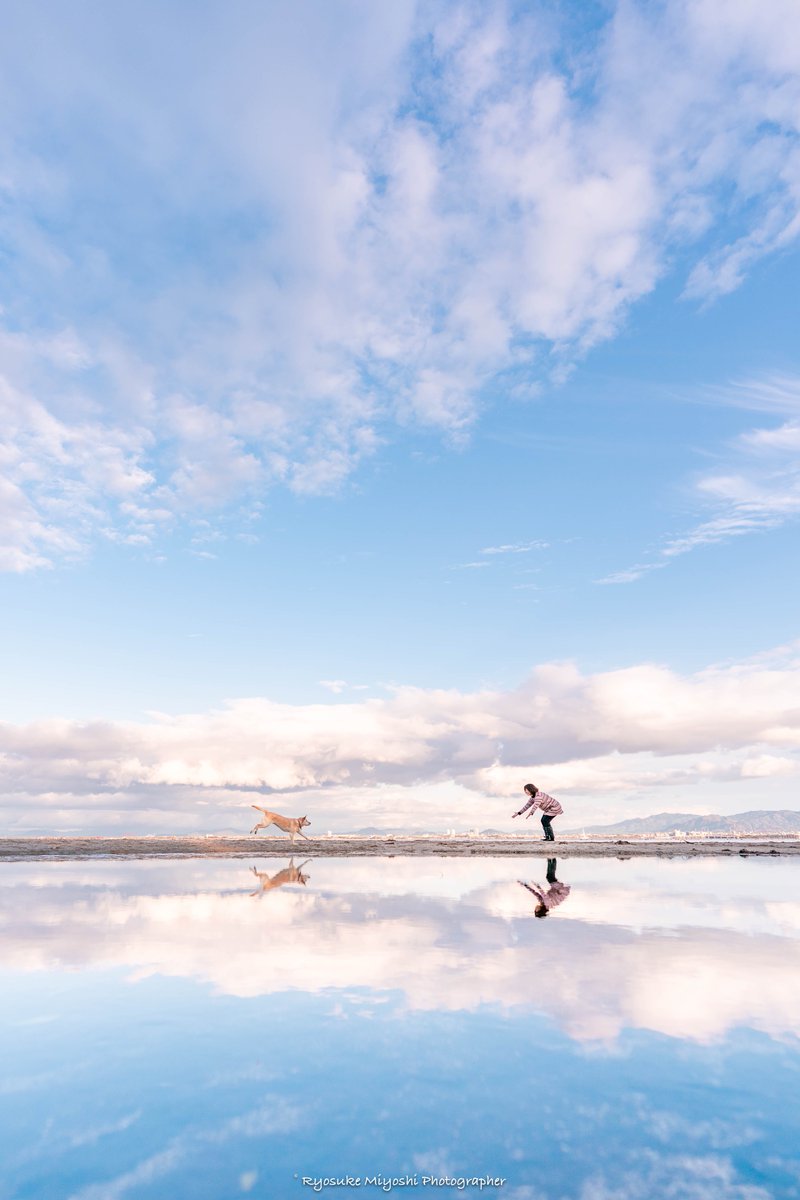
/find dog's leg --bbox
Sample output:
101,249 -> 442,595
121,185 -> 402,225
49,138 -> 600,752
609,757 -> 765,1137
253,816 -> 276,836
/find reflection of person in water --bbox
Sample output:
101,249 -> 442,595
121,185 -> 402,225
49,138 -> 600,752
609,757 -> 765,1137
249,859 -> 311,896
519,859 -> 571,918
512,782 -> 563,841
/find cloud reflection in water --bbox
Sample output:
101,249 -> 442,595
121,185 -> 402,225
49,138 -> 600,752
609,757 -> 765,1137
1,856 -> 800,1043
1,857 -> 799,1199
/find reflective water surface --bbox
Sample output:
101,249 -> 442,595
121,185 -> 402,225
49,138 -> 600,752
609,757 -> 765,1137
1,856 -> 799,1199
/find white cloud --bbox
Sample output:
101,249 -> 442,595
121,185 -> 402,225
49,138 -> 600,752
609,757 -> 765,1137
1,644 -> 799,831
480,541 -> 548,555
319,679 -> 349,694
742,421 -> 800,452
700,373 -> 800,416
603,374 -> 800,579
597,562 -> 666,586
3,2 -> 800,566
740,753 -> 796,778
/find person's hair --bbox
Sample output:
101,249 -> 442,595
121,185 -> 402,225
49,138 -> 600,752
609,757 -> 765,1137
524,783 -> 538,797
534,904 -> 548,918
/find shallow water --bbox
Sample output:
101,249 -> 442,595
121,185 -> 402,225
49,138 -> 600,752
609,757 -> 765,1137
1,856 -> 799,1199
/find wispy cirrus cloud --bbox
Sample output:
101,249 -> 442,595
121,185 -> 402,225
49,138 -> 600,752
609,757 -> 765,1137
449,538 -> 549,573
699,373 -> 800,416
597,562 -> 667,586
600,373 -> 800,582
480,541 -> 549,555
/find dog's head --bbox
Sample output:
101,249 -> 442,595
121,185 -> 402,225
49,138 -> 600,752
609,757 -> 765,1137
300,816 -> 311,828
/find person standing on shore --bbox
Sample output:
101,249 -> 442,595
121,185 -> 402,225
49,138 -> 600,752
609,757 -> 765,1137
512,783 -> 563,841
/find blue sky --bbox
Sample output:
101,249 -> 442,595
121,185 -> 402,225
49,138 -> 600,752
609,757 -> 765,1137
1,0 -> 799,832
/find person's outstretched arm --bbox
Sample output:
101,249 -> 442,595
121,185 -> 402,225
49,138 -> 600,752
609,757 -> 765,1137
512,794 -> 539,818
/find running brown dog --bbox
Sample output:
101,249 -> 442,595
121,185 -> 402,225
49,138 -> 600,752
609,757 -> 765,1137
250,806 -> 311,842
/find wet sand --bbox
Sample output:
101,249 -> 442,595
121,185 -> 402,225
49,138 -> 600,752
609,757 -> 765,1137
2,835 -> 800,860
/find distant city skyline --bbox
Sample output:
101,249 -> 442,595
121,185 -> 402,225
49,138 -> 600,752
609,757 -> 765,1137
1,0 -> 799,833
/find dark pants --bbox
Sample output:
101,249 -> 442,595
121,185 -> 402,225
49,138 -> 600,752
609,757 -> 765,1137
541,814 -> 555,841
546,858 -> 557,883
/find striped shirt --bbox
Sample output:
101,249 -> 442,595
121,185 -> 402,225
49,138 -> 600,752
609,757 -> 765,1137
517,790 -> 563,818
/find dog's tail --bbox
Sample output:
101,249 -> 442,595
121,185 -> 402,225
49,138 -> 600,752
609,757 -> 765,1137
251,804 -> 267,813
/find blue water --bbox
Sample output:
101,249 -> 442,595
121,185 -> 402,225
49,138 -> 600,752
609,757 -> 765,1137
1,856 -> 799,1199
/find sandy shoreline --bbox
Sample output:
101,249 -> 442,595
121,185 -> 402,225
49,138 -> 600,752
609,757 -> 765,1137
2,835 -> 800,860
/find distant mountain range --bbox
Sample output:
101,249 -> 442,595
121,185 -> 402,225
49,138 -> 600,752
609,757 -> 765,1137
316,812 -> 800,837
564,810 -> 800,835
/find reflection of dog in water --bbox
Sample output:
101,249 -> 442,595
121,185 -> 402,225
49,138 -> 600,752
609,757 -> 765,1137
519,858 -> 571,917
250,806 -> 311,841
250,859 -> 311,896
